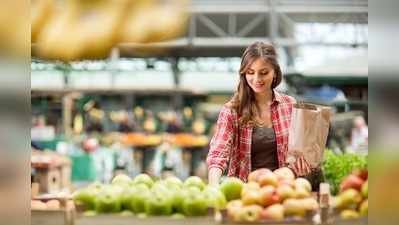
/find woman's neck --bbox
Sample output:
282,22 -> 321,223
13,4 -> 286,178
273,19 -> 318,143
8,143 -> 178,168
255,89 -> 273,106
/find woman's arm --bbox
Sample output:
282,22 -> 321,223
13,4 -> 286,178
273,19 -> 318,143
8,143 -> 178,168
206,106 -> 235,185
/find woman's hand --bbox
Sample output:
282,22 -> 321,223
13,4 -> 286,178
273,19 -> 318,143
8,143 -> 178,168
290,156 -> 312,177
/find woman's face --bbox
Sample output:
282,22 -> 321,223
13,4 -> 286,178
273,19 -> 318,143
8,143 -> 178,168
245,58 -> 275,94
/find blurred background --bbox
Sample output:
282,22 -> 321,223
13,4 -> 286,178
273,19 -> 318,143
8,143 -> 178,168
29,0 -> 369,188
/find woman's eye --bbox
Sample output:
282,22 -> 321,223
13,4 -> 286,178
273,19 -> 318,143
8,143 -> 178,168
247,71 -> 254,75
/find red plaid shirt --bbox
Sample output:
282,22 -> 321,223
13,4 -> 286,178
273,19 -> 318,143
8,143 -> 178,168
206,91 -> 296,182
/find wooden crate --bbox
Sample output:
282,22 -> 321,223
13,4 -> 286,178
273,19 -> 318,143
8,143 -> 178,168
31,209 -> 74,225
76,214 -> 216,225
34,167 -> 62,193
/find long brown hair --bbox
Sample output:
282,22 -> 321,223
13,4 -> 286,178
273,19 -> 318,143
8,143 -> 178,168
230,42 -> 282,126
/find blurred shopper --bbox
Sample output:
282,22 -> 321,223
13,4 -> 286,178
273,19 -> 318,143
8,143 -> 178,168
117,114 -> 136,133
207,42 -> 314,185
165,112 -> 183,133
350,116 -> 368,154
153,135 -> 185,179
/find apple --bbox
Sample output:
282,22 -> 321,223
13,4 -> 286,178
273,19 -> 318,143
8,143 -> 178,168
226,200 -> 243,221
294,187 -> 311,199
340,174 -> 364,192
333,189 -> 362,209
129,184 -> 151,213
248,168 -> 272,183
73,185 -> 102,210
145,191 -> 173,216
220,177 -> 244,201
283,198 -> 306,217
279,178 -> 295,188
184,176 -> 206,191
95,185 -> 122,213
171,187 -> 192,214
182,191 -> 208,216
352,169 -> 368,181
121,186 -> 138,211
241,182 -> 261,197
236,205 -> 263,222
258,172 -> 279,187
203,186 -> 227,210
258,185 -> 276,207
359,199 -> 368,216
241,188 -> 261,206
133,174 -> 154,188
260,204 -> 284,221
164,176 -> 183,189
301,198 -> 319,211
340,209 -> 359,219
361,180 -> 368,198
111,174 -> 132,186
276,184 -> 296,201
295,178 -> 312,193
274,167 -> 295,181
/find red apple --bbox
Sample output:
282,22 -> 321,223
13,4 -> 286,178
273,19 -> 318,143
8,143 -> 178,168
258,185 -> 276,207
352,169 -> 368,181
260,204 -> 284,221
274,167 -> 295,181
279,178 -> 295,188
340,174 -> 364,192
258,172 -> 279,187
248,168 -> 272,183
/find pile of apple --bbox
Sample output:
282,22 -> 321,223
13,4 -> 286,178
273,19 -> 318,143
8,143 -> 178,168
332,169 -> 368,219
73,174 -> 226,217
223,167 -> 319,223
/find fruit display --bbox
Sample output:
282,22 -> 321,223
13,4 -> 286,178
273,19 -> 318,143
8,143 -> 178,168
331,169 -> 368,219
224,167 -> 319,223
322,150 -> 367,194
122,133 -> 162,147
73,174 -> 226,217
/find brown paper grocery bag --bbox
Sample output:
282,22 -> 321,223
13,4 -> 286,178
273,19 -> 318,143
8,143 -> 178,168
286,103 -> 331,169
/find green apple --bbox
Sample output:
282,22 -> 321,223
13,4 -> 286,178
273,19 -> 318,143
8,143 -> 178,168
220,177 -> 244,201
95,185 -> 122,213
171,187 -> 193,214
184,176 -> 205,191
133,173 -> 154,188
164,176 -> 183,189
361,181 -> 368,198
129,184 -> 151,213
182,191 -> 208,216
121,186 -> 138,210
295,178 -> 312,193
73,185 -> 102,210
203,186 -> 227,210
145,191 -> 173,216
111,174 -> 132,186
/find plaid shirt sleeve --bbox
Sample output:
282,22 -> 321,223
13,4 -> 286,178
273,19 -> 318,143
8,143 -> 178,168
206,105 -> 235,173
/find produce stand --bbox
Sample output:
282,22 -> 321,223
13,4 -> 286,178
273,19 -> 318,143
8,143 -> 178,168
31,198 -> 75,225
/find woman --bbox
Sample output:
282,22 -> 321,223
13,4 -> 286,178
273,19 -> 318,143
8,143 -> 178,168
207,42 -> 312,185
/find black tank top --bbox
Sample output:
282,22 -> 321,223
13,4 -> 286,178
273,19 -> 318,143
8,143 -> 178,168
250,126 -> 279,171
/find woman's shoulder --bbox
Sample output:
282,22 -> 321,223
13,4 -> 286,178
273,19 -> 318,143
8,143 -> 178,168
275,91 -> 296,104
218,101 -> 238,118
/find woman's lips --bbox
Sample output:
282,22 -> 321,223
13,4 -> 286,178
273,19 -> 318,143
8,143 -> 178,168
254,83 -> 264,88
